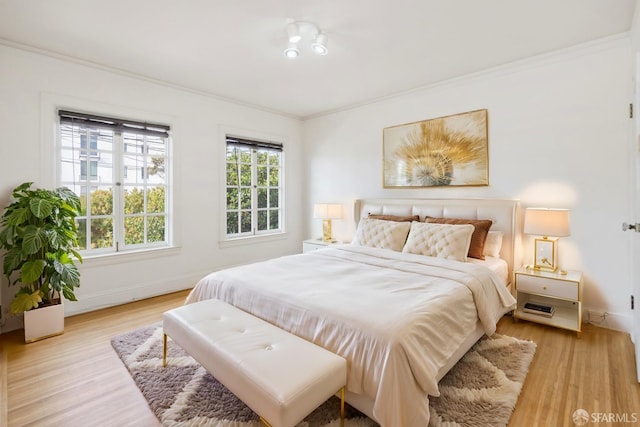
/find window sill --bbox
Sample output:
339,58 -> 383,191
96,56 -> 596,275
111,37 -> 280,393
219,232 -> 288,249
80,245 -> 181,267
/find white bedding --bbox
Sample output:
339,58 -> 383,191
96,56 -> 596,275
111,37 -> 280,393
468,255 -> 509,284
186,245 -> 516,427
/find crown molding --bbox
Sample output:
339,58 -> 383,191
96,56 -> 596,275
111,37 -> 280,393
0,37 -> 301,121
303,32 -> 631,121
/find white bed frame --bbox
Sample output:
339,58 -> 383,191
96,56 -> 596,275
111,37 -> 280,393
347,198 -> 521,421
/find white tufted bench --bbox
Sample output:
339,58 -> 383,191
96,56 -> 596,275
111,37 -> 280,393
162,299 -> 347,427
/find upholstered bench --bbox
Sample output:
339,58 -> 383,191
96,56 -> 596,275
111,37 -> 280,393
162,299 -> 347,427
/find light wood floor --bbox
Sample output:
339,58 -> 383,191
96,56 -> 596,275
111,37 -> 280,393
2,290 -> 639,427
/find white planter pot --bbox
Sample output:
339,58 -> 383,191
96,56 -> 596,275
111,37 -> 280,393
24,302 -> 64,343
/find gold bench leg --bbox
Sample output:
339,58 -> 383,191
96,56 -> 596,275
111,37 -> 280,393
259,416 -> 272,427
340,386 -> 345,427
163,333 -> 167,367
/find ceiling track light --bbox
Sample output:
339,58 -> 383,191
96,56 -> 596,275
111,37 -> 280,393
283,20 -> 328,58
287,22 -> 301,43
284,42 -> 300,58
311,32 -> 328,55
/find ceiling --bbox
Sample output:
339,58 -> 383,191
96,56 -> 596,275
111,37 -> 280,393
0,1 -> 636,119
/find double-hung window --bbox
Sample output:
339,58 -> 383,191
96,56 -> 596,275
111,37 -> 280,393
225,136 -> 283,239
58,110 -> 171,254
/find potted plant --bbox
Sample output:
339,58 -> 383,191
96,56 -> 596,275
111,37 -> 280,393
0,182 -> 82,342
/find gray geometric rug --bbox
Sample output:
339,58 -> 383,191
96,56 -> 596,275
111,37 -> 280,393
111,324 -> 536,427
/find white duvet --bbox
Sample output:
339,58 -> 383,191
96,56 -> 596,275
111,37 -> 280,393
186,245 -> 516,427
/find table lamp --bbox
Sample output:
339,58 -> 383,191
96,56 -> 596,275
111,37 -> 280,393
524,207 -> 570,273
313,203 -> 342,242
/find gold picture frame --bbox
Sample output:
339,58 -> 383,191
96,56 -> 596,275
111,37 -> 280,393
533,237 -> 557,271
383,109 -> 489,187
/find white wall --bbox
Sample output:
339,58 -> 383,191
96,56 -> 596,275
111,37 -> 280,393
1,34 -> 634,334
0,44 -> 303,332
303,35 -> 634,332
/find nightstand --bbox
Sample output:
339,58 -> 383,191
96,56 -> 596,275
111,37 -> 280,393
302,239 -> 336,253
513,267 -> 583,336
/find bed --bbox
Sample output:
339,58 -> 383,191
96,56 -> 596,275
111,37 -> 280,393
186,198 -> 520,427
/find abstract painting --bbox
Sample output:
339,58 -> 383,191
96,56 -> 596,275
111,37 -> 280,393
383,109 -> 489,187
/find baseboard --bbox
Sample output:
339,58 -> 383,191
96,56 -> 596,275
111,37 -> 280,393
0,315 -> 22,335
64,271 -> 209,317
583,308 -> 631,333
0,270 -> 211,334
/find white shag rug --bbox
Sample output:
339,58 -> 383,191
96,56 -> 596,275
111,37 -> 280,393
111,324 -> 536,427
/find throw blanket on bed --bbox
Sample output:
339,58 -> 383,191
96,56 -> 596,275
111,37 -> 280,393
186,245 -> 516,427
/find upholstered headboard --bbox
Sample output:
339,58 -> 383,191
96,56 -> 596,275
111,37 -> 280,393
353,198 -> 521,281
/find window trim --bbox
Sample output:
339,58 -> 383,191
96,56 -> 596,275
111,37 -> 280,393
42,94 -> 180,260
219,125 -> 286,246
58,110 -> 172,253
59,109 -> 170,138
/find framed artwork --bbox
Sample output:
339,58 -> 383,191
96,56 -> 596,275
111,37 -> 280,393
383,109 -> 489,187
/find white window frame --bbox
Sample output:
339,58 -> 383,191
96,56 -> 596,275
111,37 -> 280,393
42,95 -> 178,262
58,110 -> 172,255
220,126 -> 286,247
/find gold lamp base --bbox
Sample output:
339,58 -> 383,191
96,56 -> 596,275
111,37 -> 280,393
322,219 -> 333,242
530,236 -> 566,274
532,236 -> 556,269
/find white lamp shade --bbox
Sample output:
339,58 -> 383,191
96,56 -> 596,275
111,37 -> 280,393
524,208 -> 570,237
313,203 -> 342,220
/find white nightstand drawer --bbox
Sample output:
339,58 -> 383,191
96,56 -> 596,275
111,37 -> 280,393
302,239 -> 336,253
303,242 -> 325,252
516,274 -> 578,300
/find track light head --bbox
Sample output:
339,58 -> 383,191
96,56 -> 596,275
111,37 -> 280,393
284,42 -> 300,58
287,22 -> 301,43
311,32 -> 328,55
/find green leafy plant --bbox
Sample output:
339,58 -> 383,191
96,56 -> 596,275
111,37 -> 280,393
0,182 -> 83,313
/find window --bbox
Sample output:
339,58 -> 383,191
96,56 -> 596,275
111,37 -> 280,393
80,160 -> 98,180
58,110 -> 171,254
225,136 -> 283,239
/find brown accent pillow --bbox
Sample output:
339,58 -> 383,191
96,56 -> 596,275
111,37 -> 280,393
368,214 -> 419,222
424,217 -> 493,260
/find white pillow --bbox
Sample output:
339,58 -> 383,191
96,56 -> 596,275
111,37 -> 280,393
352,218 -> 411,251
483,230 -> 504,258
402,222 -> 475,262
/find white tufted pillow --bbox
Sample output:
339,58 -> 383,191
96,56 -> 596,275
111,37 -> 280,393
402,222 -> 475,262
352,218 -> 411,251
